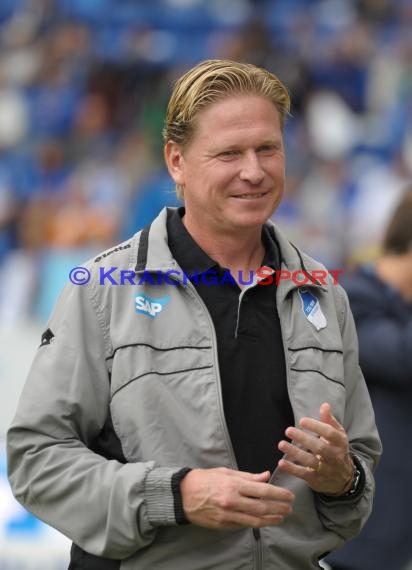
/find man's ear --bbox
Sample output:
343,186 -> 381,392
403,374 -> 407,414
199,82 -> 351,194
164,141 -> 185,186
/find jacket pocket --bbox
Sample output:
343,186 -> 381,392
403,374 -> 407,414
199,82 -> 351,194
110,343 -> 212,399
108,343 -> 229,466
287,345 -> 346,423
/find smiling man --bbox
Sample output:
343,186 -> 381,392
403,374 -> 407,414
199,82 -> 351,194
7,60 -> 381,570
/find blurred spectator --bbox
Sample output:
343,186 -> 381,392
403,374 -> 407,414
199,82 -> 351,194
0,1 -> 411,567
286,157 -> 351,268
0,0 -> 411,319
327,187 -> 412,570
122,167 -> 181,237
0,82 -> 29,148
346,153 -> 410,264
0,174 -> 16,264
0,148 -> 36,325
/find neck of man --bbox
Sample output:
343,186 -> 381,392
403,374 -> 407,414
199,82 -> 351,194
375,252 -> 412,302
182,214 -> 266,277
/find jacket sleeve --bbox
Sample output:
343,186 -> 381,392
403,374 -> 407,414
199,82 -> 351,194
7,277 -> 180,559
345,282 -> 412,391
314,286 -> 382,540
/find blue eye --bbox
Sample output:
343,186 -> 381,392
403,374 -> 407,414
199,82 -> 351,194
217,150 -> 240,161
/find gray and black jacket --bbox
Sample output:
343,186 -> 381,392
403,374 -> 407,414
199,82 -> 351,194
7,207 -> 382,570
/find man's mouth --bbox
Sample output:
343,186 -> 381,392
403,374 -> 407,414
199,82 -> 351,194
232,192 -> 268,200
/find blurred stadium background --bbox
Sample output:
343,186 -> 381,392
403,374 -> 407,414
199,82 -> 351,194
0,0 -> 411,567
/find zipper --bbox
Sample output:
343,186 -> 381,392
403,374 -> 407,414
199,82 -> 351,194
169,273 -> 262,569
276,285 -> 297,428
268,282 -> 298,488
252,529 -> 263,570
173,275 -> 238,470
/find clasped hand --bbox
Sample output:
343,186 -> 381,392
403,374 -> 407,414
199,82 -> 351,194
180,403 -> 353,530
277,402 -> 354,496
180,467 -> 294,530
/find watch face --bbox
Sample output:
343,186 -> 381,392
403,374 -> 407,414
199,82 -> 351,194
347,466 -> 361,495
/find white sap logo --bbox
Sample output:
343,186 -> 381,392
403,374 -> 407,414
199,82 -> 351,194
135,294 -> 170,318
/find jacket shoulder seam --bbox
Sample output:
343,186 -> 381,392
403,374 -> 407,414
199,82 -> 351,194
84,281 -> 113,357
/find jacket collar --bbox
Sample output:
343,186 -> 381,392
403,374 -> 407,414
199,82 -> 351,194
129,207 -> 328,294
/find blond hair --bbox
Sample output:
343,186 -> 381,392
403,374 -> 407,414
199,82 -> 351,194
163,59 -> 290,198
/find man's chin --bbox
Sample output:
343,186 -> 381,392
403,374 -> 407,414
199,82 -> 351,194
224,217 -> 269,234
229,209 -> 275,228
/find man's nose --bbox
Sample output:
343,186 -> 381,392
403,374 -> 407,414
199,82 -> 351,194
238,152 -> 264,184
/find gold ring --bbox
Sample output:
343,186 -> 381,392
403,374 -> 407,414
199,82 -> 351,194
315,454 -> 323,473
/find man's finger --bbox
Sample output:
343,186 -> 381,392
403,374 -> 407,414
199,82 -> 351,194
278,439 -> 317,468
319,402 -> 344,431
236,496 -> 293,518
227,511 -> 285,529
285,425 -> 324,452
277,458 -> 314,480
239,480 -> 295,502
296,419 -> 345,446
234,469 -> 272,481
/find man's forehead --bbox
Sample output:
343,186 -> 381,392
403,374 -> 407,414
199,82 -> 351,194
195,93 -> 279,118
191,96 -> 282,138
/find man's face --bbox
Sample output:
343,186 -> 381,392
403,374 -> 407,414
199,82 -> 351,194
165,94 -> 286,236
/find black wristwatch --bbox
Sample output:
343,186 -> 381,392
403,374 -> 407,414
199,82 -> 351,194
340,461 -> 362,497
319,455 -> 365,502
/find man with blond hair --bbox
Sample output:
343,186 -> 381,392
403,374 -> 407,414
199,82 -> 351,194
8,60 -> 381,570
